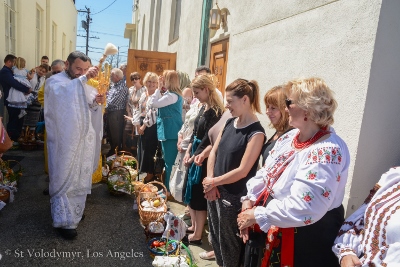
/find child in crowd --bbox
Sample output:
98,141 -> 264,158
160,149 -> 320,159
27,64 -> 49,105
7,57 -> 33,118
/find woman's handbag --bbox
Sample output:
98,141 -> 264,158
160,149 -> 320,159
169,154 -> 186,202
154,142 -> 165,175
0,119 -> 13,153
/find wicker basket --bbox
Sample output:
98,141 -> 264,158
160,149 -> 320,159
0,188 -> 10,203
20,142 -> 37,151
107,166 -> 132,195
138,181 -> 168,226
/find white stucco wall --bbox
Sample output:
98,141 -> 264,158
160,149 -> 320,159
135,0 -> 400,216
346,0 -> 400,214
0,0 -> 76,68
136,0 -> 203,78
216,0 -> 382,215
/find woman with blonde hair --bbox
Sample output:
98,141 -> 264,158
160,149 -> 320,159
183,74 -> 224,245
202,78 -> 266,266
125,72 -> 159,183
149,70 -> 183,191
237,77 -> 350,267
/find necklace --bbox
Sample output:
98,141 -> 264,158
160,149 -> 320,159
293,129 -> 330,150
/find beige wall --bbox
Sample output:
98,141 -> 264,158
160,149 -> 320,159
0,0 -> 77,69
131,0 -> 400,215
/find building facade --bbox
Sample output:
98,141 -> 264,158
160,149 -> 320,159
0,0 -> 77,69
126,0 -> 400,216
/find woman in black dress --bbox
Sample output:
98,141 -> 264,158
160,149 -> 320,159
183,74 -> 224,244
203,79 -> 265,267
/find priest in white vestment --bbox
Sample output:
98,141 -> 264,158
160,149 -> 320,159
44,51 -> 104,239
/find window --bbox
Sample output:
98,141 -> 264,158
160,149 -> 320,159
4,0 -> 16,55
36,7 -> 42,65
62,33 -> 66,59
169,0 -> 181,44
52,23 -> 57,60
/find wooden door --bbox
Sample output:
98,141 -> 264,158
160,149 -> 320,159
126,49 -> 177,87
209,39 -> 229,97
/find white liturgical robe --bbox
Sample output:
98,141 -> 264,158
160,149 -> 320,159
44,72 -> 103,229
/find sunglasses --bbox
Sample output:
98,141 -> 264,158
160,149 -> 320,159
132,77 -> 140,81
52,71 -> 61,75
285,99 -> 294,108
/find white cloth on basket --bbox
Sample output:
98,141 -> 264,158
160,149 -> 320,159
162,212 -> 188,241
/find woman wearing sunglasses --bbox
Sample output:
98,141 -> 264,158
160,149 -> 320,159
237,77 -> 350,267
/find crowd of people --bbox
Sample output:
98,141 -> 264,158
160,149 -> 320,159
0,51 -> 399,267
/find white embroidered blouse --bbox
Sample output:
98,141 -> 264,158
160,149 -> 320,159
242,128 -> 350,232
332,167 -> 400,266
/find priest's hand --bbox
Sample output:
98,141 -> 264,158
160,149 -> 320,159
95,94 -> 105,104
85,66 -> 99,79
340,255 -> 362,267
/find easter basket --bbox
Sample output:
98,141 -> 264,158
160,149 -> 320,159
107,166 -> 132,195
138,181 -> 168,226
151,239 -> 194,267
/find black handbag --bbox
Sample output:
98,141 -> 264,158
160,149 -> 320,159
153,142 -> 165,175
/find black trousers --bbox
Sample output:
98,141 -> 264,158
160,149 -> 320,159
106,109 -> 125,156
6,105 -> 24,141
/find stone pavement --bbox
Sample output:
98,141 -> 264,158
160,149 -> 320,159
0,148 -> 217,267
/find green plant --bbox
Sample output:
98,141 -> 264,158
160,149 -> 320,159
0,160 -> 23,186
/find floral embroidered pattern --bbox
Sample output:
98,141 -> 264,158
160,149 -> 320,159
302,192 -> 314,204
278,134 -> 290,142
322,187 -> 331,200
303,217 -> 313,225
336,172 -> 341,182
306,170 -> 317,180
306,147 -> 342,165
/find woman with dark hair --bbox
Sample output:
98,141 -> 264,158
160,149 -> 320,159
202,78 -> 265,267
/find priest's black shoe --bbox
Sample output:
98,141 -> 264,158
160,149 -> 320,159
56,228 -> 77,240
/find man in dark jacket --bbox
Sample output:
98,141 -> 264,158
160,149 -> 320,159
0,54 -> 32,142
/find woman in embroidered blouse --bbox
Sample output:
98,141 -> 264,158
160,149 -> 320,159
333,167 -> 400,267
237,77 -> 350,267
261,85 -> 294,165
183,74 -> 224,245
125,72 -> 158,183
149,70 -> 183,192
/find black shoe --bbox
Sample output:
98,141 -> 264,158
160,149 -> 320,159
43,188 -> 49,195
188,238 -> 202,245
56,228 -> 77,240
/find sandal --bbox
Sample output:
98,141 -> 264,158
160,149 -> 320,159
199,251 -> 215,260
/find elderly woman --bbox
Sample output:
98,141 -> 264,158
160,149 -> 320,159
237,77 -> 350,267
124,72 -> 146,152
124,72 -> 158,183
333,167 -> 400,267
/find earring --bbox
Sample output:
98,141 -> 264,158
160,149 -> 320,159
304,116 -> 308,121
